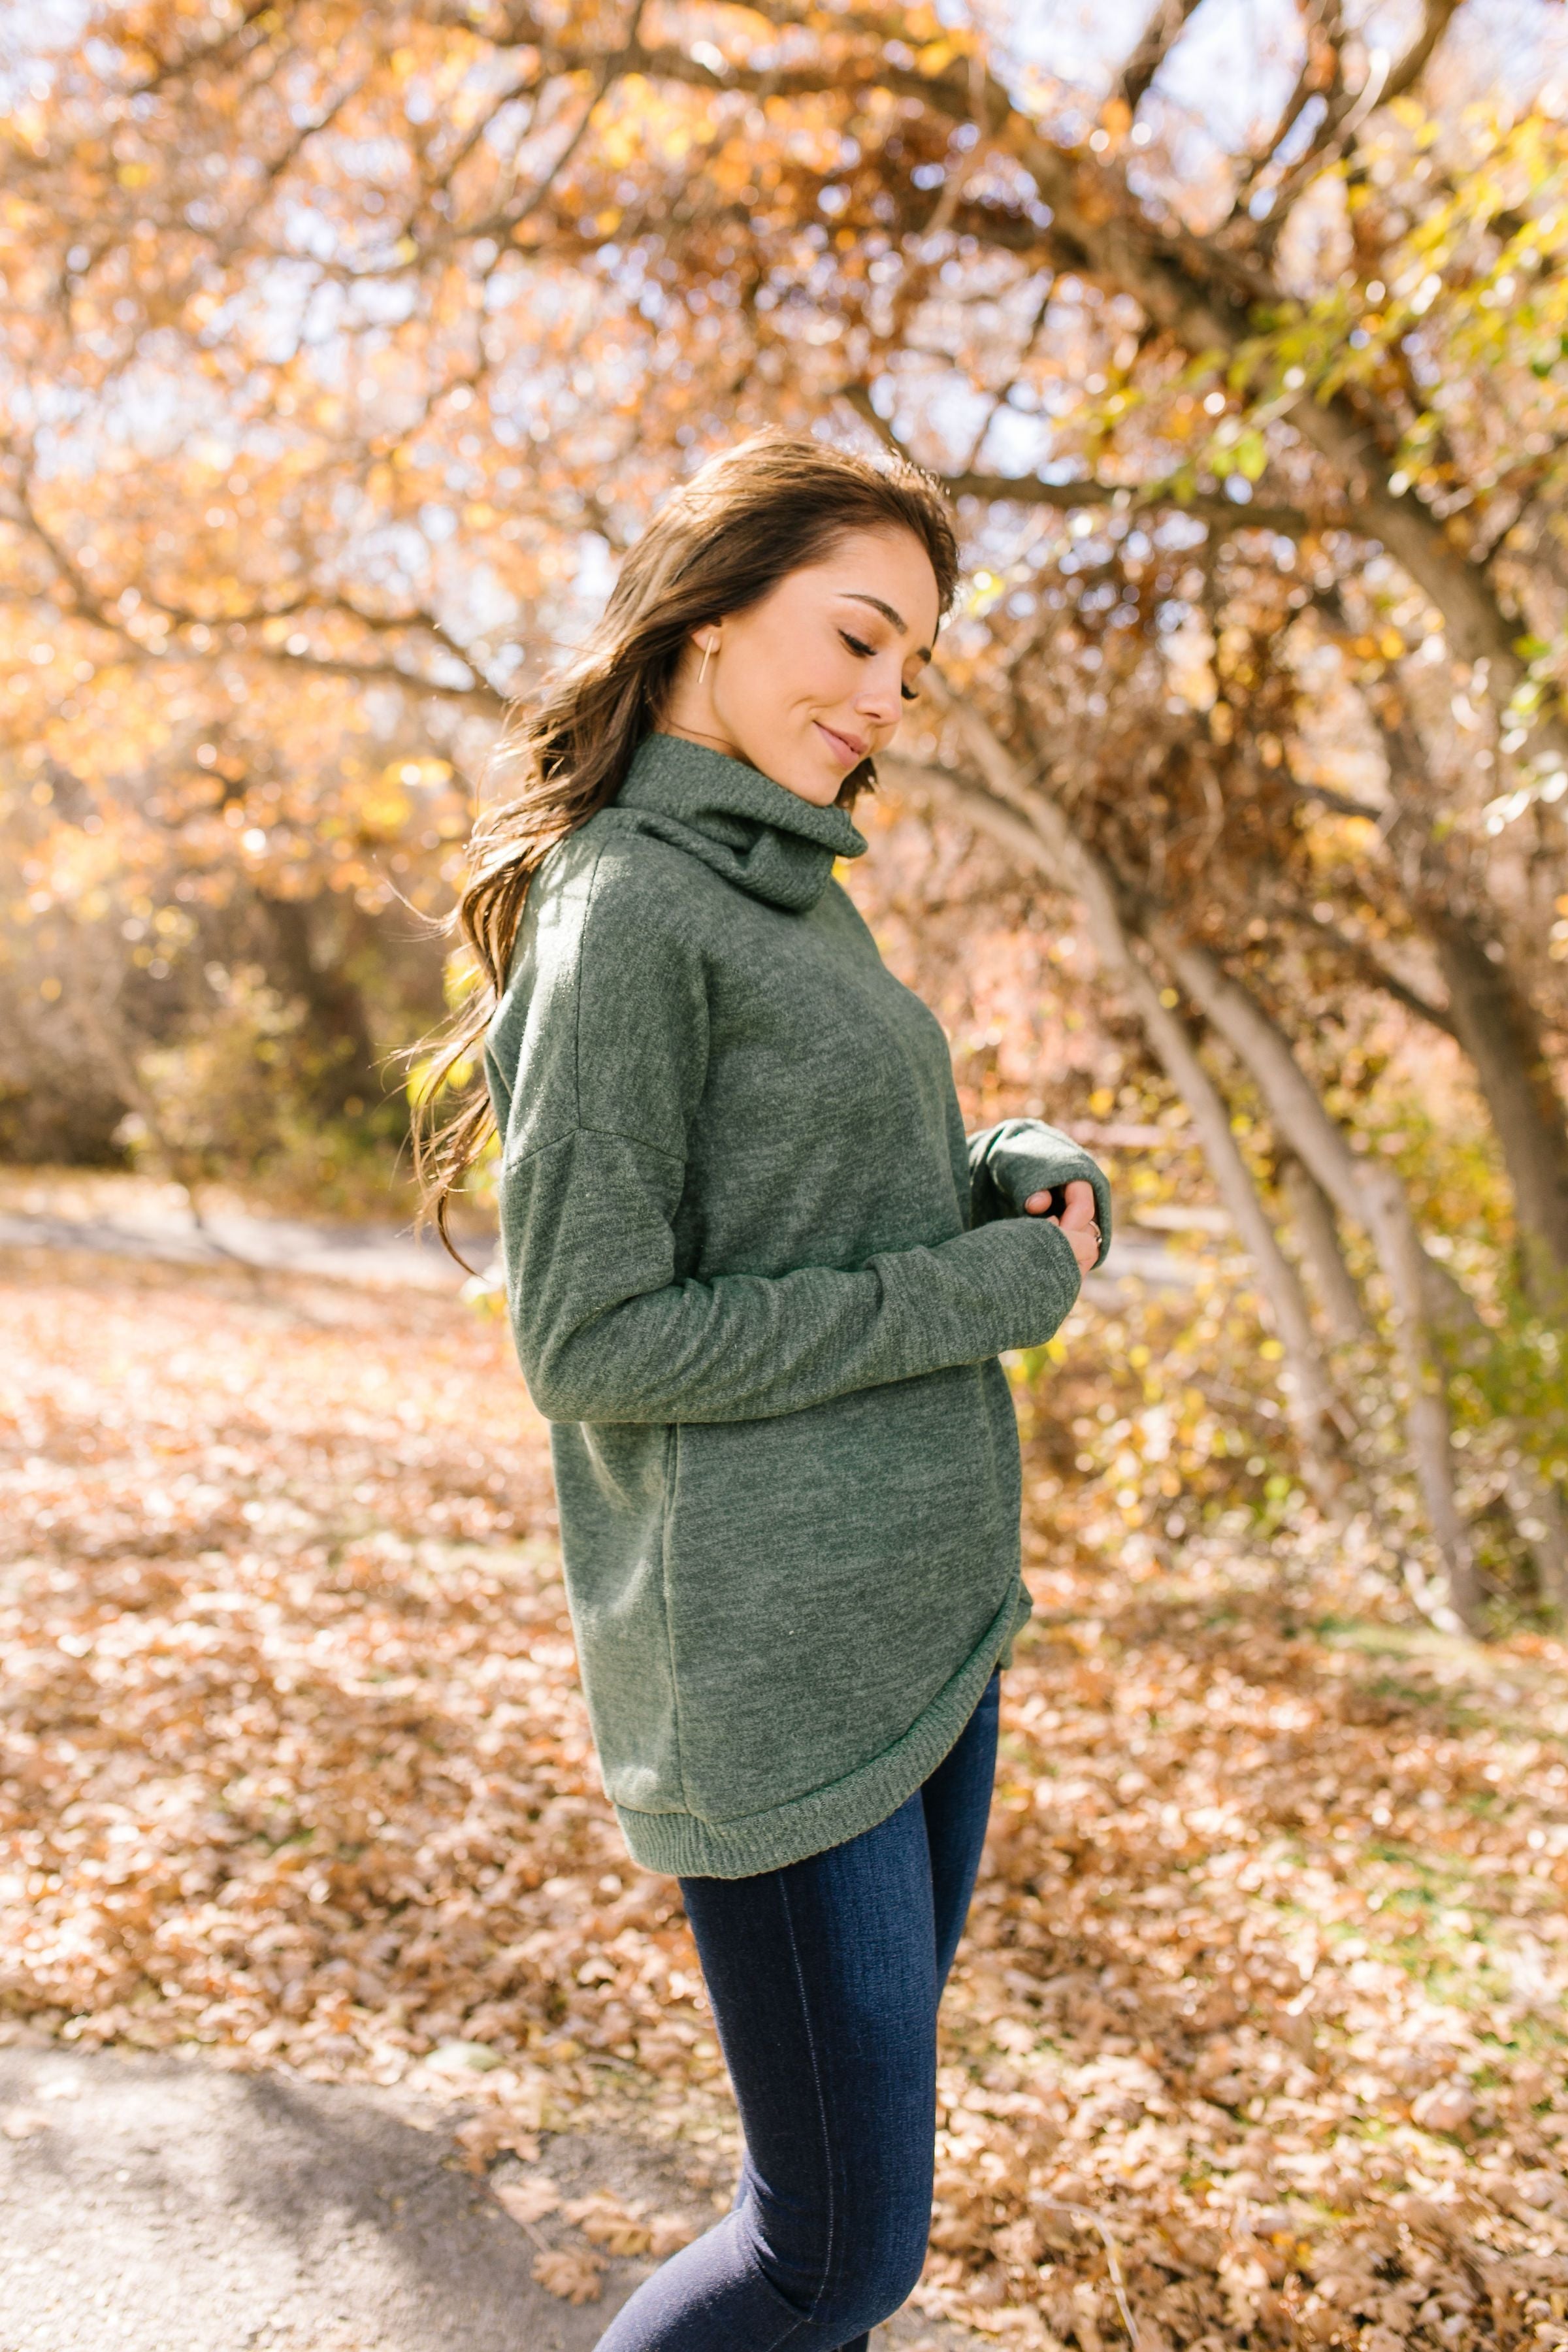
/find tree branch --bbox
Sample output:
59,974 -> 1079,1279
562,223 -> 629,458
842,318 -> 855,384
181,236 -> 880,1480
838,384 -> 1312,533
1113,0 -> 1206,112
1255,0 -> 1462,256
881,724 -> 1348,1482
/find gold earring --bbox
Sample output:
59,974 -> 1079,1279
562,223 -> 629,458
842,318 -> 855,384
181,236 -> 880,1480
698,636 -> 714,687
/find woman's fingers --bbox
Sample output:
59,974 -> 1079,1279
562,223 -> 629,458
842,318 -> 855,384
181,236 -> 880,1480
1021,1177 -> 1100,1272
1023,1178 -> 1096,1219
1057,1178 -> 1096,1227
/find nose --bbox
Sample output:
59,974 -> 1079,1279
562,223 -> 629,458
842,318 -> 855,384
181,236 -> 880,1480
854,657 -> 904,732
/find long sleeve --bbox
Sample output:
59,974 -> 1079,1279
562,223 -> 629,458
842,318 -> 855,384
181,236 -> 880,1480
482,745 -> 1088,1880
501,1123 -> 1083,1425
968,1117 -> 1113,1266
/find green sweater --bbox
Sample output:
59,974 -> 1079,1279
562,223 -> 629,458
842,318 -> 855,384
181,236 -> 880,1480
485,731 -> 1111,1877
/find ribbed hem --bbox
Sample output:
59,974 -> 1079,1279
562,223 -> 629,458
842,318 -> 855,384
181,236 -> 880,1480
613,1573 -> 1034,1880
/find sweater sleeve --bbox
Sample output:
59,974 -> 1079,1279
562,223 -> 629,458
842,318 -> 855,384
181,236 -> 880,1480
499,1124 -> 1084,1426
968,1117 -> 1114,1267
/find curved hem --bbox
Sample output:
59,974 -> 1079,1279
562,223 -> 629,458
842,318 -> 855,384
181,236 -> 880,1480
613,1575 -> 1033,1880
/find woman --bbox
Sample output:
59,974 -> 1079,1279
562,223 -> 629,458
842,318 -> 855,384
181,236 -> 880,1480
417,433 -> 1110,2349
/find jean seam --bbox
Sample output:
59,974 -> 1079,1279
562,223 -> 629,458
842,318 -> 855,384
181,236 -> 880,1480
776,1869 -> 837,2335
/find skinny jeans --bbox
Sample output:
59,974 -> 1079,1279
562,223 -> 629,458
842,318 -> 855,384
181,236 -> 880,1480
595,1668 -> 1000,2352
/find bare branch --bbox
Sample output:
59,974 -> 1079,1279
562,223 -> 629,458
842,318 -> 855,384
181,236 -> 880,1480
1227,0 -> 1343,214
883,723 -> 1348,1482
838,383 -> 1312,533
455,57 -> 619,247
119,638 -> 507,715
1277,776 -> 1386,824
943,470 -> 1310,534
1256,0 -> 1462,255
1113,0 -> 1206,112
1381,0 -> 1465,106
125,0 -> 277,97
1288,906 -> 1459,1036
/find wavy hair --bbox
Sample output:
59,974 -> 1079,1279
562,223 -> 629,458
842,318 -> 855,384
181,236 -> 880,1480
411,430 -> 959,1253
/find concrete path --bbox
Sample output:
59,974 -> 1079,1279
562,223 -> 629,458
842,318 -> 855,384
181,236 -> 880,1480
0,1186 -> 1201,1299
0,1200 -> 466,1294
0,2041 -> 972,2352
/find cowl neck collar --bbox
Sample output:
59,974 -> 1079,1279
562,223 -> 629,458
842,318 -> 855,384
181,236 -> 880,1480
610,732 -> 867,913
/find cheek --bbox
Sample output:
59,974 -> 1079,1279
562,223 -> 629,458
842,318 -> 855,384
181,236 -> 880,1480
730,628 -> 849,717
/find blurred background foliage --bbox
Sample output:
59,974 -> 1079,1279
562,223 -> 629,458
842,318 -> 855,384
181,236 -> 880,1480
2,0 -> 1567,1633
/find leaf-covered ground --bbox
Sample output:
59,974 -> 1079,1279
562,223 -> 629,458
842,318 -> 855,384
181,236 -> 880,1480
2,1249 -> 1565,2349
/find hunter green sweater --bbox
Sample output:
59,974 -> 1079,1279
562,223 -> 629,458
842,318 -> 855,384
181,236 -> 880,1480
485,731 -> 1111,1877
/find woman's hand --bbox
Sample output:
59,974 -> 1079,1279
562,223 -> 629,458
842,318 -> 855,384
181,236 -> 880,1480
1024,1176 -> 1100,1277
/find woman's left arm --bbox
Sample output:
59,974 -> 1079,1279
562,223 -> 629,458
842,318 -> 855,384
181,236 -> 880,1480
968,1117 -> 1113,1267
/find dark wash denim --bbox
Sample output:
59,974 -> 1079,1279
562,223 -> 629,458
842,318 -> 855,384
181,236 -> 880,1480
596,1670 -> 1000,2352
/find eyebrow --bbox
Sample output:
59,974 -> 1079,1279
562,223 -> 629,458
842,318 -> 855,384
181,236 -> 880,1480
841,592 -> 933,664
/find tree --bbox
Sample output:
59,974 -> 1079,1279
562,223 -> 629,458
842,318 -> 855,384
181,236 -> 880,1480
3,0 -> 1565,1619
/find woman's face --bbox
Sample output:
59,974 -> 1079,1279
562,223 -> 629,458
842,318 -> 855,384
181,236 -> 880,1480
662,527 -> 942,806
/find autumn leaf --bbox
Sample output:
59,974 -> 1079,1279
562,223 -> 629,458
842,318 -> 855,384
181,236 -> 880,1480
455,2114 -> 541,2175
495,2174 -> 563,2227
531,2247 -> 606,2304
563,2190 -> 654,2255
648,2212 -> 702,2258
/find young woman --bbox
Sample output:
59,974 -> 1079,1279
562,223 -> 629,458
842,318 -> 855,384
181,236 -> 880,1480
418,433 -> 1110,2350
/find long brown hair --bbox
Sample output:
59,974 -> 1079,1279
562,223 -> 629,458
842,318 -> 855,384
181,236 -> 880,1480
412,431 -> 960,1253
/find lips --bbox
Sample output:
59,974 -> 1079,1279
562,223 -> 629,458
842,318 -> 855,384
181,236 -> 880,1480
815,721 -> 866,766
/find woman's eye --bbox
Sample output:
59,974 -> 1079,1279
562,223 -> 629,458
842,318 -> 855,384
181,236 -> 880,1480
840,626 -> 918,699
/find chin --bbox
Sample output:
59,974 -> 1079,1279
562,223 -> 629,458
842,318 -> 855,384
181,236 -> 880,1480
755,750 -> 842,806
794,755 -> 851,806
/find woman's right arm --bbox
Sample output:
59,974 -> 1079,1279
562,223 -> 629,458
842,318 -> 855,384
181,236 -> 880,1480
489,854 -> 1082,1427
498,1124 -> 1083,1426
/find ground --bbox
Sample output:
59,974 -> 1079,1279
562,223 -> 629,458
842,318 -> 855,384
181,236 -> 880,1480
1,1226 -> 1566,2351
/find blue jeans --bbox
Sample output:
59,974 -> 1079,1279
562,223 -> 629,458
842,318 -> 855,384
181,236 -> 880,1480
596,1669 -> 1000,2351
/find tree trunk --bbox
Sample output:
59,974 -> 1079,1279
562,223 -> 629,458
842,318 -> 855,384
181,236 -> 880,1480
257,892 -> 380,1120
1151,921 -> 1568,1615
1424,907 -> 1568,1316
1281,1154 -> 1371,1343
1362,1159 -> 1486,1635
883,729 -> 1348,1497
1119,950 -> 1354,1503
1373,710 -> 1568,1318
1149,926 -> 1485,1632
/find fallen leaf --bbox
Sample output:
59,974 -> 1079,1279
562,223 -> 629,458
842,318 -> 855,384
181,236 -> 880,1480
1411,2083 -> 1475,2133
455,2113 -> 540,2174
5,1251 -> 1567,2352
564,2188 -> 653,2255
423,2039 -> 501,2075
649,2210 -> 702,2257
532,2246 -> 606,2304
495,2174 -> 561,2226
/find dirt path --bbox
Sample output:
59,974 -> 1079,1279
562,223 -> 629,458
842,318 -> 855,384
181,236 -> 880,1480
0,1169 -> 1197,1298
0,1183 -> 468,1294
0,2038 -> 972,2352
